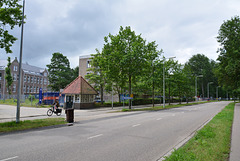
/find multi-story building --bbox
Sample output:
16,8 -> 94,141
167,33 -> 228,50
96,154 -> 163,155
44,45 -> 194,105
0,57 -> 48,99
79,55 -> 119,102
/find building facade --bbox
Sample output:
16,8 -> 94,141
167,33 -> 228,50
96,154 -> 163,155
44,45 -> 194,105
79,55 -> 119,102
0,57 -> 49,99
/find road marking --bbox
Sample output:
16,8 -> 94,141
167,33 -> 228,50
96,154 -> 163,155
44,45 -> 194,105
132,124 -> 141,127
156,118 -> 162,120
87,134 -> 103,140
0,156 -> 19,161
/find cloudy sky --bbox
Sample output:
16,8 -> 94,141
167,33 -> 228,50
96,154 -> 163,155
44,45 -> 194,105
0,0 -> 240,68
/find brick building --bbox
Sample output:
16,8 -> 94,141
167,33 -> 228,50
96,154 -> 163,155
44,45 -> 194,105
0,57 -> 49,99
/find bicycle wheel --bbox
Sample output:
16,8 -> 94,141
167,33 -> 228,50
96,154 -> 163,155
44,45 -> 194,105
56,112 -> 61,116
47,109 -> 53,116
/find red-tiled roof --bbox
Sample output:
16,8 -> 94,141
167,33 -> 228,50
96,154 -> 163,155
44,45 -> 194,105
62,76 -> 98,95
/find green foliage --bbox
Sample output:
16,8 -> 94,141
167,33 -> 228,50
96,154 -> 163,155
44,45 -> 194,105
185,54 -> 218,98
216,16 -> 240,95
47,52 -> 74,91
28,95 -> 35,102
0,0 -> 23,53
5,57 -> 13,95
165,103 -> 234,161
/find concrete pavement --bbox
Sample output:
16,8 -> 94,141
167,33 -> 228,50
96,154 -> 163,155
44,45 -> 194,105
1,102 -> 239,160
229,103 -> 240,161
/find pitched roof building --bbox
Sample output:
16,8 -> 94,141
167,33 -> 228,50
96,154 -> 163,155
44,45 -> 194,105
62,76 -> 98,109
0,57 -> 48,99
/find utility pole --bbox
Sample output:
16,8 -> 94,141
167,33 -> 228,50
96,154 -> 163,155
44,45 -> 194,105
16,0 -> 25,123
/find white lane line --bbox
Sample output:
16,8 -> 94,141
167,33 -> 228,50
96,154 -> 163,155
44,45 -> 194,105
132,124 -> 141,127
87,134 -> 103,140
156,118 -> 162,120
0,156 -> 19,161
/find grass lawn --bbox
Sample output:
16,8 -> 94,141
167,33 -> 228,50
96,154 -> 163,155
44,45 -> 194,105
0,118 -> 66,133
0,98 -> 49,108
164,102 -> 235,161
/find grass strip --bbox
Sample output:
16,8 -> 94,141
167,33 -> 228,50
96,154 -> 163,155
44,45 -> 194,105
0,118 -> 66,133
164,102 -> 235,161
121,101 -> 210,112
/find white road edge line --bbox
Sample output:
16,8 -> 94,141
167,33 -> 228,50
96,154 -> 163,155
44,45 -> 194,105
0,156 -> 19,161
156,118 -> 162,120
132,124 -> 141,127
87,134 -> 103,140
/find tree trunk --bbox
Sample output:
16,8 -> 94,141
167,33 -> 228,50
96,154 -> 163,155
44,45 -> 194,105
100,84 -> 104,104
152,80 -> 155,107
129,75 -> 132,109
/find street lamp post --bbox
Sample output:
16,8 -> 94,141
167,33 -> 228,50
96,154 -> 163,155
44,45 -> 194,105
207,82 -> 213,99
163,56 -> 176,108
16,0 -> 25,123
195,75 -> 203,102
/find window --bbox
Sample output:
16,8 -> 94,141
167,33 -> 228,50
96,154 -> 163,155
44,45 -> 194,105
13,84 -> 16,93
24,76 -> 26,82
40,78 -> 42,84
34,86 -> 36,93
27,86 -> 29,93
87,60 -> 91,68
14,66 -> 18,71
23,85 -> 26,93
30,86 -> 33,93
37,77 -> 39,84
34,77 -> 36,83
75,95 -> 80,103
0,83 -> 1,91
27,76 -> 30,83
31,77 -> 33,83
0,73 -> 2,80
44,72 -> 47,77
37,87 -> 39,93
44,78 -> 47,85
13,74 -> 17,81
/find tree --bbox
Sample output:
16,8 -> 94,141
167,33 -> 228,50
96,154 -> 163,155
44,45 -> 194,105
0,0 -> 23,53
216,16 -> 240,94
185,54 -> 217,98
47,52 -> 74,91
5,57 -> 13,95
85,52 -> 106,104
99,26 -> 159,109
72,66 -> 79,78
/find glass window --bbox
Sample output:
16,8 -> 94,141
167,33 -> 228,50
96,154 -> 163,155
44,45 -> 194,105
24,76 -> 26,82
75,95 -> 80,103
0,73 -> 2,80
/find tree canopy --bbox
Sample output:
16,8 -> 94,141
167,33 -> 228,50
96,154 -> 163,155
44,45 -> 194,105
0,0 -> 23,53
216,16 -> 240,92
47,52 -> 74,91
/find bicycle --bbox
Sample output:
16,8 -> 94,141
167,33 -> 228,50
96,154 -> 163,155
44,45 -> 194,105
47,106 -> 62,116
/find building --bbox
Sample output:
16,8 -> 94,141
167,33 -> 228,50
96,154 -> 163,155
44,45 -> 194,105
62,76 -> 98,109
79,55 -> 119,102
0,57 -> 49,99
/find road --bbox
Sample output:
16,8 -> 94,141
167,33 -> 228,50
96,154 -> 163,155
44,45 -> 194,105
0,101 -> 229,161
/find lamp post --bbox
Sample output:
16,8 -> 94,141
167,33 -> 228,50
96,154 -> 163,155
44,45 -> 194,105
195,75 -> 203,102
207,82 -> 213,99
163,56 -> 176,108
16,0 -> 25,123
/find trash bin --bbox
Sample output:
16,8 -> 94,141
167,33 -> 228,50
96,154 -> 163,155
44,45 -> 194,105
66,109 -> 74,123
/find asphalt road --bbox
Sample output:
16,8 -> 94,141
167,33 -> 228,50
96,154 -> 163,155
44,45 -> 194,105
0,101 -> 229,161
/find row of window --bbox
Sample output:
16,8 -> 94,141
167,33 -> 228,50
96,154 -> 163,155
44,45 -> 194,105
23,85 -> 41,93
23,75 -> 47,85
74,94 -> 94,103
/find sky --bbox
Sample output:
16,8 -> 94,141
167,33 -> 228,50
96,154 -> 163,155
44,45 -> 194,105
0,0 -> 240,69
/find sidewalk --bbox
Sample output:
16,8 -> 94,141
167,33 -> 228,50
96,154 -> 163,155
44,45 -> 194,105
229,103 -> 240,161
